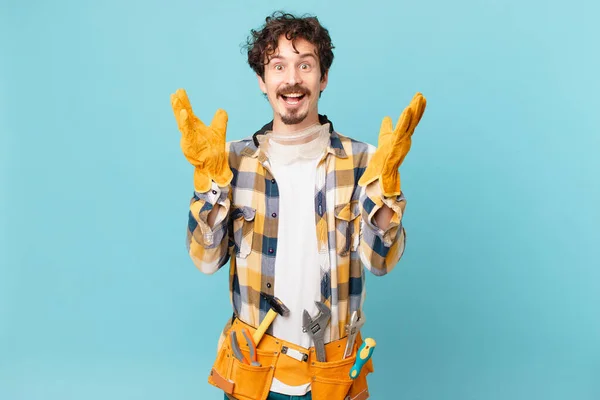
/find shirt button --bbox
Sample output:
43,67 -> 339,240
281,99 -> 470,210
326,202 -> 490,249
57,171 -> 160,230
266,282 -> 272,288
271,179 -> 276,184
268,248 -> 274,254
271,212 -> 277,218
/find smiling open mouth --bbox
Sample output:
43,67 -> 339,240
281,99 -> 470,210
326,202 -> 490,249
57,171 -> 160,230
281,93 -> 306,105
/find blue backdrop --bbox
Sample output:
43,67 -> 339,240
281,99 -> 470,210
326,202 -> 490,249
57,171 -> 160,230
1,0 -> 599,399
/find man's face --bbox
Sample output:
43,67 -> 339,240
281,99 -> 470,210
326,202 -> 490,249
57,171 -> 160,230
258,36 -> 328,128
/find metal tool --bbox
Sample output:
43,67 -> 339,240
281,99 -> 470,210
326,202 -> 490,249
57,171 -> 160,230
230,331 -> 245,363
253,293 -> 290,346
344,310 -> 365,358
230,330 -> 261,367
349,338 -> 376,379
241,328 -> 260,366
302,301 -> 331,362
230,331 -> 246,364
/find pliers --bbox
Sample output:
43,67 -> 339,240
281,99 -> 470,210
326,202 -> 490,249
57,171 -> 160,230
230,328 -> 261,367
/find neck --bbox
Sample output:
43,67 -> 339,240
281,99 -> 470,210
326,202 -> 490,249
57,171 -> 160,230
272,112 -> 320,135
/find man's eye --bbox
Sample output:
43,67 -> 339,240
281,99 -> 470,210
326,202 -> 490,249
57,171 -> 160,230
300,63 -> 310,70
274,65 -> 283,71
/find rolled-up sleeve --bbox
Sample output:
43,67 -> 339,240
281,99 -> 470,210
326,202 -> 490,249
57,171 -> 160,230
186,181 -> 231,274
359,181 -> 407,276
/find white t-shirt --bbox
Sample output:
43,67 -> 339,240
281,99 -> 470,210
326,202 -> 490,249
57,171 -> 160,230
267,154 -> 323,396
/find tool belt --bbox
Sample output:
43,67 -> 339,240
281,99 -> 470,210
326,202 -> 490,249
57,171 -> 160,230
208,318 -> 373,400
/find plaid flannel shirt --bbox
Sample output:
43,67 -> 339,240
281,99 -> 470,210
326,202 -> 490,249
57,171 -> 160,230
186,115 -> 406,343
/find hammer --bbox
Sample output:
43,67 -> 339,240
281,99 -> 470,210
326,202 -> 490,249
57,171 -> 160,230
252,293 -> 289,345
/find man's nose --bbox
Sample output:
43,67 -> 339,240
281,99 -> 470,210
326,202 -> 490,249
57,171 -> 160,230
285,66 -> 302,85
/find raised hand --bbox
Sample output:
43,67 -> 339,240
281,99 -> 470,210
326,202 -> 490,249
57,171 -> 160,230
170,88 -> 233,192
358,92 -> 426,197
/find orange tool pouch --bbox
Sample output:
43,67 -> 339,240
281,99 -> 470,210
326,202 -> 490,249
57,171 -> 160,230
208,318 -> 374,400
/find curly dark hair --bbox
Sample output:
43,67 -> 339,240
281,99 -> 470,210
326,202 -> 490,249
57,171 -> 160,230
245,11 -> 334,81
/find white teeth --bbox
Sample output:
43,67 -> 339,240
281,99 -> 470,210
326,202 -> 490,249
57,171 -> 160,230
284,93 -> 303,97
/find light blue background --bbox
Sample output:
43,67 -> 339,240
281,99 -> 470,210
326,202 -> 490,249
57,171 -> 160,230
1,0 -> 599,399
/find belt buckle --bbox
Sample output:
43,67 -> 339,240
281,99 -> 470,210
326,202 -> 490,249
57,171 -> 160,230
281,346 -> 308,362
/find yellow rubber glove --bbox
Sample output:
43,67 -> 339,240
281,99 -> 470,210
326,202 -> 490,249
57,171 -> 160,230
170,88 -> 233,193
358,92 -> 427,197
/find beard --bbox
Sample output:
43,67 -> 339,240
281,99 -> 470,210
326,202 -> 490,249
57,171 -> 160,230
277,83 -> 311,125
280,109 -> 309,125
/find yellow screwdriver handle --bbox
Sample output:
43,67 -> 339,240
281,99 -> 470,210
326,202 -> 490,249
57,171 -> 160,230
350,338 -> 376,379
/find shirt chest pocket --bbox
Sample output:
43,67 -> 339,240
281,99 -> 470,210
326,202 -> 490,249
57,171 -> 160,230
334,200 -> 360,256
231,206 -> 256,258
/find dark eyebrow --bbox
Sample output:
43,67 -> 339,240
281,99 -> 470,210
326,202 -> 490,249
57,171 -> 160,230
269,52 -> 317,63
298,53 -> 317,61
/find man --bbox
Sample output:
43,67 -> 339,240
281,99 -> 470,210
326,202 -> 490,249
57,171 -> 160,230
170,11 -> 426,400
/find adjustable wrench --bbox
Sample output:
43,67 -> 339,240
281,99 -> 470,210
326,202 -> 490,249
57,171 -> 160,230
344,310 -> 365,358
302,301 -> 331,362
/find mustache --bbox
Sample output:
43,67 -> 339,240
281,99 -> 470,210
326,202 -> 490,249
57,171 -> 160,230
277,84 -> 311,97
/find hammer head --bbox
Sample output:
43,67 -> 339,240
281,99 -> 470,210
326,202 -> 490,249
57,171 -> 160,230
261,293 -> 290,317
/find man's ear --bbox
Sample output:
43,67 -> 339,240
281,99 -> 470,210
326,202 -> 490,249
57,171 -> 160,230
320,70 -> 329,92
257,74 -> 267,95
